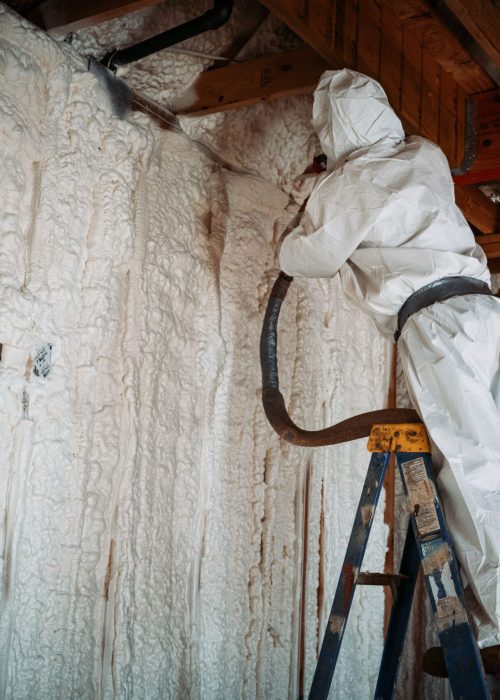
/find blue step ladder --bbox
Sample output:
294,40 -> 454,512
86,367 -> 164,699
309,423 -> 491,700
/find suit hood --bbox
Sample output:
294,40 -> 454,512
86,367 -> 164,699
312,69 -> 405,169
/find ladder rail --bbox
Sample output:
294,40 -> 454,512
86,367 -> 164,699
396,450 -> 490,700
309,451 -> 391,699
375,519 -> 420,699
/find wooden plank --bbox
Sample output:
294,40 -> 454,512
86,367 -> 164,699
420,51 -> 440,143
478,233 -> 500,260
441,0 -> 500,71
307,0 -> 337,49
380,4 -> 403,114
455,185 -> 500,234
400,23 -> 422,130
439,67 -> 458,167
454,85 -> 467,171
172,47 -> 330,117
357,0 -> 381,77
28,0 -> 166,35
342,0 -> 359,68
382,0 -> 494,94
259,0 -> 344,69
334,0 -> 346,56
488,258 -> 500,274
286,0 -> 309,20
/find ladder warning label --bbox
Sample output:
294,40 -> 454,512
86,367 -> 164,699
435,596 -> 468,630
413,501 -> 440,537
402,457 -> 440,536
436,596 -> 461,620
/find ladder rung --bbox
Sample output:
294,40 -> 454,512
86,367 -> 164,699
357,572 -> 409,586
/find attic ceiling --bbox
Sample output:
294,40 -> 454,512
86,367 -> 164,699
5,0 -> 500,266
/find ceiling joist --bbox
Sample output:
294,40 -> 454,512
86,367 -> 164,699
173,46 -> 329,116
28,0 -> 166,36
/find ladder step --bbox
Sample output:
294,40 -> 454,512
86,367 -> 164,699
423,645 -> 500,679
357,572 -> 409,586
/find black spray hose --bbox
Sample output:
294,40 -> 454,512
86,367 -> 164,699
260,272 -> 420,447
103,0 -> 234,70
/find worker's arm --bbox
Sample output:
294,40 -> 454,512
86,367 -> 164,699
279,170 -> 376,278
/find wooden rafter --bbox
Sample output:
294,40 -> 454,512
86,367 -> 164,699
28,0 -> 166,35
258,0 -> 494,167
384,0 -> 494,94
441,0 -> 500,71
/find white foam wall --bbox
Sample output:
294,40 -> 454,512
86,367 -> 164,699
0,4 -> 395,698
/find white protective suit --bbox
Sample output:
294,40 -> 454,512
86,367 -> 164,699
280,69 -> 500,648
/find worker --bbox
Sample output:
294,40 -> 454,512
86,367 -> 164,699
279,69 -> 500,664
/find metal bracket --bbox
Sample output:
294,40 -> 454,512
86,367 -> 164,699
451,97 -> 478,177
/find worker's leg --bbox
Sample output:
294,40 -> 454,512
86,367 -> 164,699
398,293 -> 500,648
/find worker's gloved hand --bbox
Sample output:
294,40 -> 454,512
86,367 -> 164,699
282,169 -> 326,208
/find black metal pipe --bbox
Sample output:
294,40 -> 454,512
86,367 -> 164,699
104,0 -> 234,70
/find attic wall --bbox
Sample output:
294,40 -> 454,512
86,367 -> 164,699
0,5 -> 394,699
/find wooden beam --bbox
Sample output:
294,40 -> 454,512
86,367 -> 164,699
441,0 -> 500,71
382,0 -> 494,94
487,257 -> 500,274
478,233 -> 500,261
455,185 -> 500,234
28,0 -> 166,35
258,0 -> 346,70
172,47 -> 330,116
